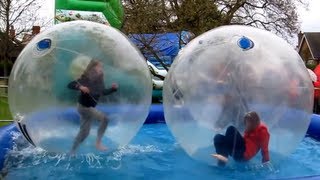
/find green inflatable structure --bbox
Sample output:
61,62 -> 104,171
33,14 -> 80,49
55,0 -> 124,29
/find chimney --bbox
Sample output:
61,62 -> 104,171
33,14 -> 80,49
32,26 -> 41,35
9,25 -> 15,39
298,31 -> 303,45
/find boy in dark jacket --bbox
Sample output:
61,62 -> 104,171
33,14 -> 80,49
68,60 -> 117,154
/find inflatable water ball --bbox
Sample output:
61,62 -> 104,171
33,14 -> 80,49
163,25 -> 313,165
9,21 -> 152,153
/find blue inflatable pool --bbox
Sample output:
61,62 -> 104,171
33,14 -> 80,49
1,104 -> 320,179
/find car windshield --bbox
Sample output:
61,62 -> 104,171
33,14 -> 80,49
148,59 -> 171,70
149,63 -> 168,70
156,65 -> 166,70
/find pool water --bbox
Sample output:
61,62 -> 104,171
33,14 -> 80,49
2,124 -> 320,180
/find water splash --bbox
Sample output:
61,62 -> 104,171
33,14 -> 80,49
4,132 -> 164,172
4,124 -> 319,180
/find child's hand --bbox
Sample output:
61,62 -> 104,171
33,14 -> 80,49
111,83 -> 118,90
79,86 -> 90,94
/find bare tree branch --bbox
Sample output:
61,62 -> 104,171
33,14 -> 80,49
121,0 -> 307,72
0,0 -> 46,76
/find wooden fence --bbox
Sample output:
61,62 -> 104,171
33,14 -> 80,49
0,77 -> 12,122
0,76 -> 8,97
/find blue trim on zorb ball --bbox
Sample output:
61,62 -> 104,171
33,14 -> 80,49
238,36 -> 254,50
37,39 -> 52,50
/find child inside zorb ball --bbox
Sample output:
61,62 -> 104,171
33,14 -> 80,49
8,21 -> 152,154
68,59 -> 118,154
163,25 -> 313,167
212,111 -> 270,167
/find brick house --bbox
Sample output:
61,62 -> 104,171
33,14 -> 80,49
0,26 -> 41,76
297,32 -> 320,69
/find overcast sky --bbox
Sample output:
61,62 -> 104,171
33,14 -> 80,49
297,0 -> 320,32
39,0 -> 320,32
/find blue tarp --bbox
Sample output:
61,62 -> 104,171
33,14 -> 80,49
129,31 -> 193,66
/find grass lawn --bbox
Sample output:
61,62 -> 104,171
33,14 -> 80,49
0,96 -> 13,127
0,121 -> 12,127
0,78 -> 12,127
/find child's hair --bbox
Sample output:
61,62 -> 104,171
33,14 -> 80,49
82,59 -> 102,79
244,111 -> 261,124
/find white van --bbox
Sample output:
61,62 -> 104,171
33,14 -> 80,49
147,61 -> 167,90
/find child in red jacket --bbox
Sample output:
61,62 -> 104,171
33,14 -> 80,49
313,81 -> 320,113
212,111 -> 270,166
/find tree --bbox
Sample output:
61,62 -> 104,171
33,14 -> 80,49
122,0 -> 194,71
215,0 -> 308,39
123,0 -> 308,38
122,0 -> 307,71
122,0 -> 165,34
0,0 -> 48,76
167,0 -> 222,36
